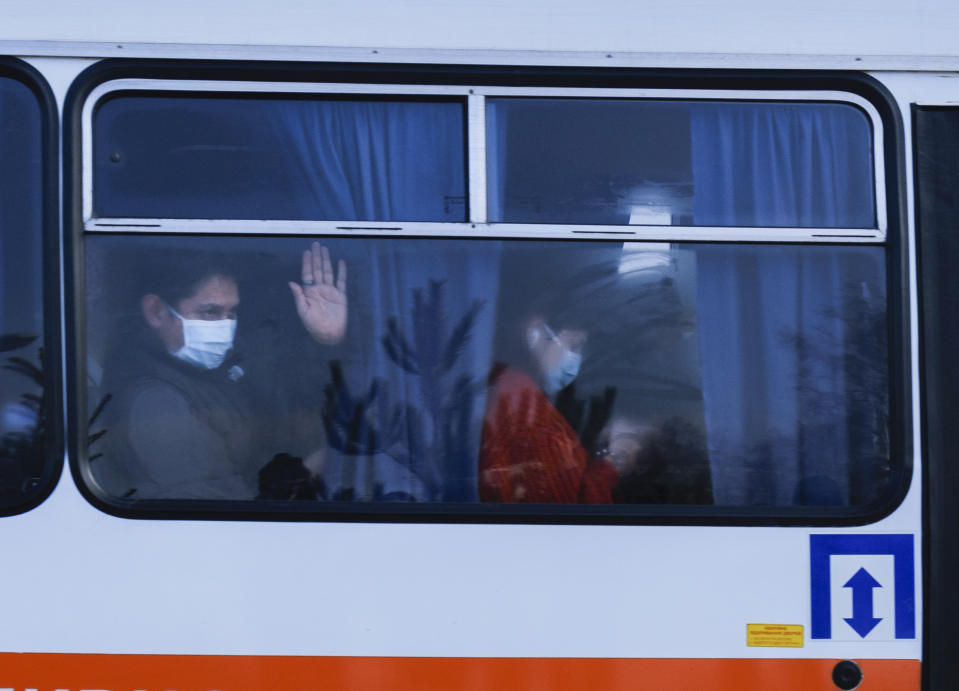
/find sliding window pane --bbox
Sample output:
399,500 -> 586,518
487,98 -> 875,228
84,236 -> 891,514
94,95 -> 467,222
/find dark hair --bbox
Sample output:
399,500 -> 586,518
139,250 -> 239,308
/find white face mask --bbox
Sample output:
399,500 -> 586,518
531,323 -> 583,395
543,346 -> 583,395
169,308 -> 237,370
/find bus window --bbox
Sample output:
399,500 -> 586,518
76,77 -> 898,522
486,99 -> 876,228
93,95 -> 467,221
0,67 -> 57,513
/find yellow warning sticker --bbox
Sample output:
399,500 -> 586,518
746,624 -> 804,648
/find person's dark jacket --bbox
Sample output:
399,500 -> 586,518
93,319 -> 329,501
93,328 -> 259,500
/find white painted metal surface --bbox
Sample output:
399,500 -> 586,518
1,0 -> 959,68
0,456 -> 924,659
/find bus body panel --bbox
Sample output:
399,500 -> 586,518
0,0 -> 958,64
0,6 -> 954,689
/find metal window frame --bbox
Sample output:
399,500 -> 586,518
81,78 -> 887,243
63,61 -> 910,526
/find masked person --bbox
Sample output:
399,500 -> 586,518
479,312 -> 619,504
93,242 -> 347,500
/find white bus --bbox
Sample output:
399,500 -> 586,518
0,2 -> 956,689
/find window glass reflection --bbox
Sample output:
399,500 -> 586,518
0,77 -> 47,506
94,95 -> 468,222
85,236 -> 889,510
487,98 -> 875,228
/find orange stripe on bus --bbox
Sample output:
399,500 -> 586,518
0,653 -> 919,691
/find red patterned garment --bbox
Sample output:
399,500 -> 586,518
479,368 -> 618,503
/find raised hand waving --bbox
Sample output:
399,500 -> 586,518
288,241 -> 347,345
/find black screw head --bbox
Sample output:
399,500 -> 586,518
833,660 -> 863,690
109,152 -> 121,163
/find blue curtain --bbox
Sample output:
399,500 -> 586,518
267,99 -> 466,222
690,102 -> 875,228
691,103 -> 886,506
324,240 -> 500,502
268,103 -> 497,501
